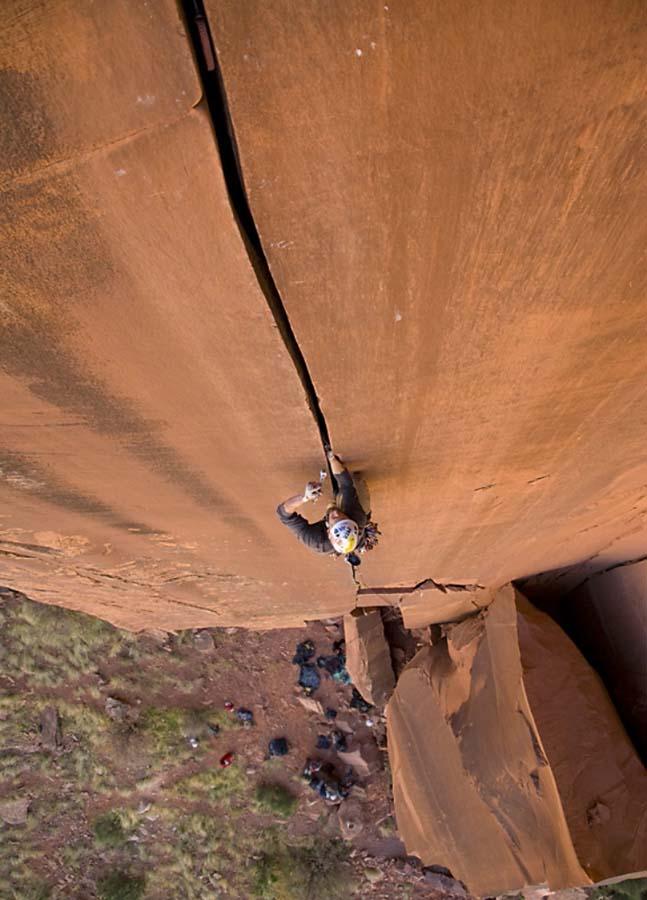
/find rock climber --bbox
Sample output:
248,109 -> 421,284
276,449 -> 378,566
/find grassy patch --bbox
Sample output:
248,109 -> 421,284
591,879 -> 647,900
253,838 -> 355,899
0,833 -> 54,900
8,879 -> 52,900
96,870 -> 146,900
254,783 -> 298,818
194,706 -> 240,733
174,762 -> 248,803
145,811 -> 251,898
0,595 -> 123,688
136,704 -> 238,757
93,811 -> 125,846
139,706 -> 185,754
55,700 -> 117,790
0,592 -> 361,899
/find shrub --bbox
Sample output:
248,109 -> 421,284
255,783 -> 298,818
93,811 -> 125,846
253,838 -> 353,899
591,880 -> 647,900
96,871 -> 145,900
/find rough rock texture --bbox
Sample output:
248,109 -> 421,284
3,1 -> 647,637
399,583 -> 492,629
211,0 -> 647,597
2,6 -> 645,892
0,0 -> 354,629
517,591 -> 647,880
386,585 -> 587,895
343,609 -> 395,706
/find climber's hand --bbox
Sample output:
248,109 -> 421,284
304,481 -> 323,502
326,449 -> 344,474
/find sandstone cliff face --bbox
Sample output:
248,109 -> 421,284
387,586 -> 588,895
2,0 -> 647,630
3,4 -> 646,893
0,0 -> 354,629
210,0 -> 647,596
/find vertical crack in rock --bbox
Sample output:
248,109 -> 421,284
181,1 -> 332,457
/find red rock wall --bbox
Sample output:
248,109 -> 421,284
2,1 -> 647,630
387,586 -> 588,894
0,0 -> 354,629
210,0 -> 647,595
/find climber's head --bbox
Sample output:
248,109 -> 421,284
326,508 -> 359,555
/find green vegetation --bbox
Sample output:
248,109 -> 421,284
1,853 -> 53,900
174,761 -> 247,803
591,879 -> 647,900
141,809 -> 258,898
93,811 -> 125,846
254,782 -> 298,818
97,870 -> 146,900
0,596 -> 124,687
0,589 -> 327,899
253,838 -> 354,899
12,881 -> 52,900
139,706 -> 185,755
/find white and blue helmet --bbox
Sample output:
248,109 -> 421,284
329,519 -> 359,555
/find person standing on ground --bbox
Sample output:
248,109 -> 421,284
276,449 -> 376,565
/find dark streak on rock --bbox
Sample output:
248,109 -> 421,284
517,707 -> 549,768
0,157 -> 262,538
0,448 -> 158,535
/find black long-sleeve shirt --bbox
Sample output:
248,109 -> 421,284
276,469 -> 368,555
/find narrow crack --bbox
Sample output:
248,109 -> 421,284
0,118 -> 189,192
180,0 -> 332,459
0,549 -> 40,560
358,579 -> 485,597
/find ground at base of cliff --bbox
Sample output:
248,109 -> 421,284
0,588 -> 448,900
2,589 -> 645,900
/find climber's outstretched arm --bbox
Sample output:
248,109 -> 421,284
279,492 -> 307,516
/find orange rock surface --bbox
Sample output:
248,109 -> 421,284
0,0 -> 353,629
387,586 -> 587,894
3,4 -> 647,891
211,0 -> 647,596
3,1 -> 647,629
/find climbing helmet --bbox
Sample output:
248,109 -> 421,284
329,518 -> 359,554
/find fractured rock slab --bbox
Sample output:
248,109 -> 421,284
399,582 -> 492,629
343,609 -> 395,706
387,584 -> 587,896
